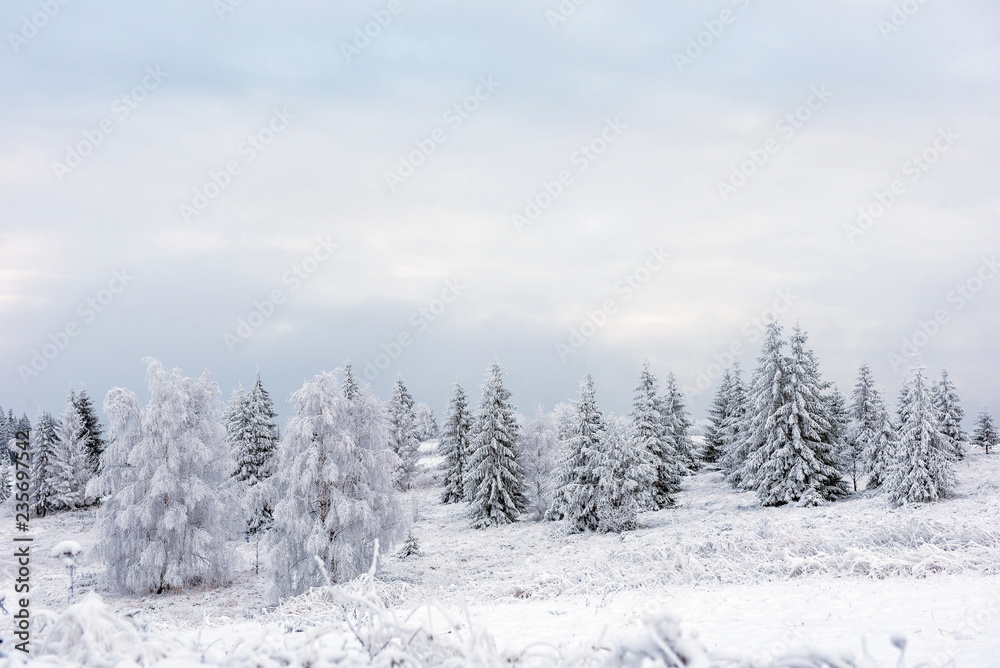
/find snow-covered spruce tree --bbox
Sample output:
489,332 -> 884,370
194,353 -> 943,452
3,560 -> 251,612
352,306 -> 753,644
29,410 -> 59,517
848,363 -> 882,491
887,368 -> 956,504
265,372 -> 403,599
865,403 -> 899,489
731,323 -> 788,491
439,381 -> 472,504
73,389 -> 105,474
544,402 -> 577,521
51,400 -> 92,510
520,407 -> 560,520
415,403 -> 438,441
551,374 -> 606,532
702,369 -> 732,465
630,362 -> 677,509
92,359 -> 240,594
231,372 -> 280,535
972,409 -> 998,455
597,416 -> 651,533
933,369 -> 968,461
748,324 -> 848,506
662,372 -> 698,474
387,377 -> 420,490
718,363 -> 749,484
343,360 -> 360,400
465,359 -> 526,528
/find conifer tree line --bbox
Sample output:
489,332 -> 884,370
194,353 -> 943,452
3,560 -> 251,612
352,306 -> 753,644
1,327 -> 994,602
705,321 -> 987,506
0,390 -> 104,511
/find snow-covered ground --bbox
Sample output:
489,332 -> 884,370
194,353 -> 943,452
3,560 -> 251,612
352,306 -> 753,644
3,445 -> 999,666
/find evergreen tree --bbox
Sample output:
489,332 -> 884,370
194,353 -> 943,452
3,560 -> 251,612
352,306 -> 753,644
629,362 -> 678,509
520,407 -> 560,520
29,410 -> 58,517
387,377 -> 419,490
552,374 -> 606,532
732,323 -> 788,491
439,381 -> 472,504
887,368 -> 956,504
662,371 -> 698,474
748,324 -> 848,506
702,369 -> 732,465
231,372 -> 280,563
972,409 -> 998,455
0,408 -> 13,465
51,400 -> 92,510
933,369 -> 967,460
92,359 -> 240,594
72,389 -> 105,474
343,360 -> 360,400
597,417 -> 652,533
719,363 -> 750,485
865,403 -> 898,489
415,403 -> 438,441
848,363 -> 882,491
465,359 -> 526,528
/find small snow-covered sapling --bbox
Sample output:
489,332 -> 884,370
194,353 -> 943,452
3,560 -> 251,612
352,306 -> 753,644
50,540 -> 83,603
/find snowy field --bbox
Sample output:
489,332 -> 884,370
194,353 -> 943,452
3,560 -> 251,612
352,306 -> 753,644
3,443 -> 999,667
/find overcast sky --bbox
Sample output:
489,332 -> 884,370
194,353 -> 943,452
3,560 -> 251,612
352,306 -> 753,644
1,0 -> 998,426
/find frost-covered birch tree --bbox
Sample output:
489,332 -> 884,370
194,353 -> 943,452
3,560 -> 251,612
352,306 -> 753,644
415,403 -> 438,441
519,407 -> 560,520
265,372 -> 403,600
92,359 -> 240,594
